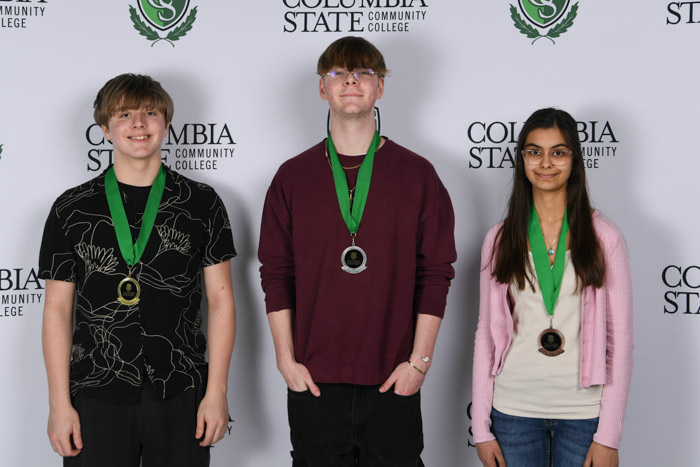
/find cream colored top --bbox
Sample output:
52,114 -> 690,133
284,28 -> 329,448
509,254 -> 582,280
493,252 -> 603,419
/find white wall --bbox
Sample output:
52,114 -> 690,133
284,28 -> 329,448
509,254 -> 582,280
0,1 -> 697,465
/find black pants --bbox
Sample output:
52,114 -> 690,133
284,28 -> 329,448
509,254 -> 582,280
287,383 -> 425,467
64,385 -> 210,467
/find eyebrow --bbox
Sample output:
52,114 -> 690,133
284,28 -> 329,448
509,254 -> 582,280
115,106 -> 156,112
524,142 -> 568,149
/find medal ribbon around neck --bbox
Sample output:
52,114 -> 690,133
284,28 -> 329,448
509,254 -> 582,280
326,131 -> 380,235
528,205 -> 569,319
104,165 -> 166,267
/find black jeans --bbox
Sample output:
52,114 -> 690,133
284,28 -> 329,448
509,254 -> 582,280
64,384 -> 210,467
287,383 -> 425,466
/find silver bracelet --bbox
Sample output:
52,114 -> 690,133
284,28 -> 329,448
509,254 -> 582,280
410,353 -> 431,364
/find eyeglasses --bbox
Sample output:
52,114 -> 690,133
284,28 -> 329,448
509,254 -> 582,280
521,149 -> 572,166
325,68 -> 378,81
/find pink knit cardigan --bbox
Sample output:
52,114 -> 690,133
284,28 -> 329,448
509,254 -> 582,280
471,211 -> 634,449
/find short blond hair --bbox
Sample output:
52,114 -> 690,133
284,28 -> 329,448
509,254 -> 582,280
93,73 -> 174,127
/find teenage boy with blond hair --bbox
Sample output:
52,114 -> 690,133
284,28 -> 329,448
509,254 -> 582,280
40,73 -> 236,467
259,37 -> 456,465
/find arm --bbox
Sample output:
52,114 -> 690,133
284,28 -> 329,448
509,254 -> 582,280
42,279 -> 82,457
258,172 -> 297,315
592,226 -> 634,449
258,172 -> 317,394
472,226 -> 503,445
379,313 -> 441,395
473,227 -> 509,463
381,174 -> 455,395
267,309 -> 320,396
379,178 -> 453,395
196,260 -> 236,446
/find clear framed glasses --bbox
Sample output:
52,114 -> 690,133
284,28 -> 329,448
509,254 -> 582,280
521,148 -> 572,166
325,68 -> 377,81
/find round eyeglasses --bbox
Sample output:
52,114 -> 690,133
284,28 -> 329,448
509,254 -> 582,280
325,68 -> 377,81
521,149 -> 572,166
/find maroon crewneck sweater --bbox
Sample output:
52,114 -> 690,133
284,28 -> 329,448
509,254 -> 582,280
259,138 -> 456,385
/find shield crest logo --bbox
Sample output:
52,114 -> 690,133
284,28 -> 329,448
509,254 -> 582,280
518,0 -> 570,28
138,0 -> 190,31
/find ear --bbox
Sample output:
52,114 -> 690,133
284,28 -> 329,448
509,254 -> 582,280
319,77 -> 328,101
375,77 -> 385,100
100,124 -> 112,142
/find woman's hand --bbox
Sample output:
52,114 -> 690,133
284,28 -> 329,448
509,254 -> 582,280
583,441 -> 619,467
476,439 -> 506,467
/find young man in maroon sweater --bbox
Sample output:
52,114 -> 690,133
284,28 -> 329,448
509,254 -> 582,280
258,36 -> 456,466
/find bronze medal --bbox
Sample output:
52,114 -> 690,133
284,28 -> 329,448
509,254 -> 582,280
117,276 -> 141,306
538,327 -> 565,357
529,206 -> 570,357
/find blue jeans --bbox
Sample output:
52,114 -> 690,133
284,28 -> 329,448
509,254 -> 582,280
491,409 -> 599,467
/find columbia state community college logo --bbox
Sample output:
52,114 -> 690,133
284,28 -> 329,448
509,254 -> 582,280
0,267 -> 43,319
130,0 -> 197,46
0,0 -> 48,30
510,0 -> 578,44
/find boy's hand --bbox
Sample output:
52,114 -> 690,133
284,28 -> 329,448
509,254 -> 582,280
279,359 -> 321,396
195,390 -> 229,446
379,361 -> 425,396
48,404 -> 83,457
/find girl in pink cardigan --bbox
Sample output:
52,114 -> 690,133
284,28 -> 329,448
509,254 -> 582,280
472,108 -> 633,467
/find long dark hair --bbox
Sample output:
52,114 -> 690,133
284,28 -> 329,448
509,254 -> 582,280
492,108 -> 605,289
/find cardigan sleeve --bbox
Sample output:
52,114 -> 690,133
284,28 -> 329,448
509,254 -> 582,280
593,223 -> 634,449
471,225 -> 502,444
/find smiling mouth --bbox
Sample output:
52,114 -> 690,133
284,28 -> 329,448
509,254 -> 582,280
129,135 -> 150,141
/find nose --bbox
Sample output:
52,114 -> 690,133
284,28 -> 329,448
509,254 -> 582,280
540,152 -> 552,168
343,71 -> 358,85
131,112 -> 145,127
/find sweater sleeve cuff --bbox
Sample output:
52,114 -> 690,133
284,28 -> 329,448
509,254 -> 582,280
414,285 -> 448,318
263,281 -> 296,314
473,432 -> 497,445
592,433 -> 620,450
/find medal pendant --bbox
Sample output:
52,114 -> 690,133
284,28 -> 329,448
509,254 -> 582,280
118,276 -> 141,305
341,245 -> 367,274
538,327 -> 565,356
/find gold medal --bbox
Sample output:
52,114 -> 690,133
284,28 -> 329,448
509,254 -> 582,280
117,276 -> 141,305
105,166 -> 165,309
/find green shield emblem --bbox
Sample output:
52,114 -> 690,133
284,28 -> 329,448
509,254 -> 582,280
518,0 -> 570,28
138,0 -> 190,31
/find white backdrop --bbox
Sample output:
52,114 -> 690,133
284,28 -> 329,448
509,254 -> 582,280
0,1 -> 698,465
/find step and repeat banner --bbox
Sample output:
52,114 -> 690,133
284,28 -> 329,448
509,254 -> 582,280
0,1 -> 698,465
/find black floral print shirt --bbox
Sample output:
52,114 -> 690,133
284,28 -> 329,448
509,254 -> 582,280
39,165 -> 236,403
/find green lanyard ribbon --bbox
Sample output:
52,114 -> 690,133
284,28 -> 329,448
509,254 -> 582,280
104,165 -> 166,266
327,131 -> 380,235
528,205 -> 569,317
